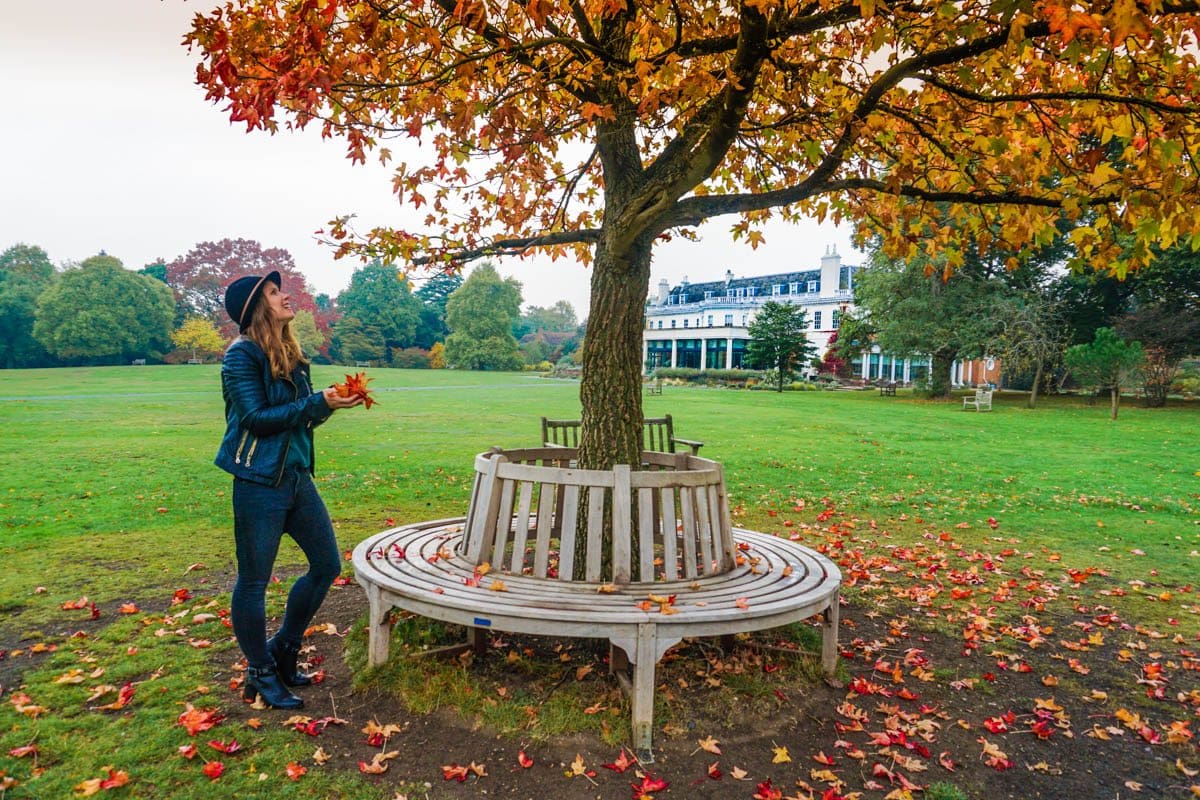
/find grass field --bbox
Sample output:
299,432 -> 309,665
1,366 -> 1197,798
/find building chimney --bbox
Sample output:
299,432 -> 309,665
656,278 -> 670,305
819,245 -> 841,296
725,269 -> 734,285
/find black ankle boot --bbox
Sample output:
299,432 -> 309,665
267,637 -> 313,687
242,665 -> 303,709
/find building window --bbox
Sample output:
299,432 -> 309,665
707,315 -> 713,326
772,284 -> 782,295
741,315 -> 747,325
808,280 -> 818,293
813,310 -> 822,329
724,314 -> 733,326
748,286 -> 757,296
704,291 -> 714,300
986,357 -> 995,370
789,282 -> 799,293
832,309 -> 840,329
671,320 -> 676,328
683,319 -> 689,328
656,320 -> 662,329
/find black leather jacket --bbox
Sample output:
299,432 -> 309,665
214,337 -> 333,486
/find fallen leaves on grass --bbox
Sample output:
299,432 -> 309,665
74,768 -> 129,795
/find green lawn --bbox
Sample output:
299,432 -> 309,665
3,366 -> 1197,613
1,366 -> 1197,798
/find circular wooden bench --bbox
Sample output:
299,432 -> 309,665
352,447 -> 841,758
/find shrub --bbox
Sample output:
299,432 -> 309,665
391,347 -> 431,368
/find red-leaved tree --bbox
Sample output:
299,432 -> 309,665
165,238 -> 325,338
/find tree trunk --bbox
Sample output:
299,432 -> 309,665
1110,384 -> 1120,420
578,238 -> 653,472
1028,359 -> 1043,409
929,351 -> 955,398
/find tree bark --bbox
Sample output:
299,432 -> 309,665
929,351 -> 955,398
1027,359 -> 1043,409
1110,384 -> 1120,420
578,237 -> 653,472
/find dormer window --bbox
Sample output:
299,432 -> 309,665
789,282 -> 799,293
772,284 -> 782,295
808,280 -> 818,293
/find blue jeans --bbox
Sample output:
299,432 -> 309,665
231,469 -> 341,670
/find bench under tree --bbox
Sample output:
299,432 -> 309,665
353,446 -> 841,759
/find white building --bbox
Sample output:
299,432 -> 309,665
643,246 -> 959,385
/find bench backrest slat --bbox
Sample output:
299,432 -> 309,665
490,478 -> 517,568
511,481 -> 535,573
532,483 -> 555,577
542,415 -> 686,454
586,486 -> 605,581
556,484 -> 581,581
659,486 -> 679,580
696,485 -> 715,575
611,465 -> 632,584
637,487 -> 656,582
679,486 -> 699,579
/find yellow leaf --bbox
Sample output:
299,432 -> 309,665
772,744 -> 791,763
697,735 -> 722,754
730,766 -> 750,780
489,580 -> 507,592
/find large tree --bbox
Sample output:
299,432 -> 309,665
414,271 -> 464,349
746,301 -> 816,391
33,255 -> 175,363
444,264 -> 524,370
853,248 -> 1018,397
0,244 -> 56,369
333,260 -> 422,362
189,1 -> 1200,468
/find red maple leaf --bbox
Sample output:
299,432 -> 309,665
178,704 -> 224,736
333,371 -> 377,408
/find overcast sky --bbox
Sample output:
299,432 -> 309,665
0,0 -> 861,316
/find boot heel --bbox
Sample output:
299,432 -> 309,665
242,684 -> 257,703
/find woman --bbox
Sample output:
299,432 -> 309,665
215,271 -> 362,709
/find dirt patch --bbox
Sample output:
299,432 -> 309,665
211,581 -> 1200,800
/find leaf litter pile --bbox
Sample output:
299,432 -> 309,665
1,502 -> 1197,799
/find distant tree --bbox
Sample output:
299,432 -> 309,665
1115,304 -> 1200,407
34,255 -> 174,363
291,309 -> 326,360
429,341 -> 446,369
139,260 -> 168,283
171,317 -> 226,361
1064,327 -> 1144,420
445,265 -> 523,371
996,294 -> 1070,408
330,315 -> 386,364
334,260 -> 421,362
414,270 -> 463,349
515,301 -> 578,338
819,330 -> 849,378
0,244 -> 56,368
854,249 -> 1017,397
747,301 -> 815,392
164,239 -> 319,333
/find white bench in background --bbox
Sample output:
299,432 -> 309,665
963,387 -> 993,411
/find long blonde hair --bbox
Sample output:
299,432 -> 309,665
244,297 -> 307,380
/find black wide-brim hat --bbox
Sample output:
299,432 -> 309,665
223,271 -> 281,331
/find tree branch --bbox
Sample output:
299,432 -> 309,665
411,228 -> 602,266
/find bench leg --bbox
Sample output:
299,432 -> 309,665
629,623 -> 657,763
467,626 -> 488,657
365,585 -> 392,667
821,592 -> 840,682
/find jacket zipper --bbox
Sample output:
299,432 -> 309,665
234,430 -> 250,464
274,375 -> 299,486
244,437 -> 259,468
